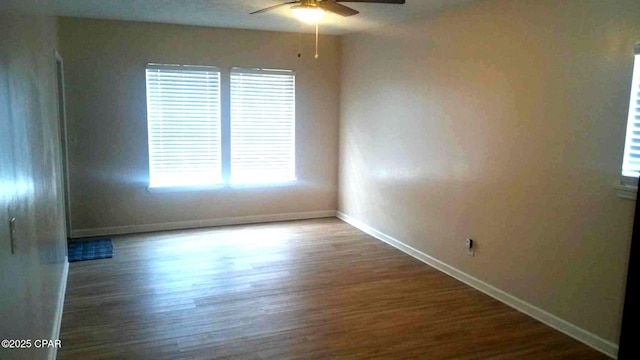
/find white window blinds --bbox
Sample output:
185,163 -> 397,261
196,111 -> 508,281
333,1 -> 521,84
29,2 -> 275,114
623,47 -> 640,178
230,68 -> 296,184
146,64 -> 222,188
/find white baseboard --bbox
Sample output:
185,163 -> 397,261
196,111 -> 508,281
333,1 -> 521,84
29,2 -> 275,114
49,257 -> 68,360
71,210 -> 337,238
336,211 -> 619,359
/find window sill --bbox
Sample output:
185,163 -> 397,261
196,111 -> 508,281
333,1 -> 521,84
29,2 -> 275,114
147,185 -> 224,193
147,180 -> 298,193
229,180 -> 297,189
615,184 -> 637,200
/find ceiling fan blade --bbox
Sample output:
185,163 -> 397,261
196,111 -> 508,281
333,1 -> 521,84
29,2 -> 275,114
318,1 -> 359,17
250,1 -> 299,15
336,0 -> 405,3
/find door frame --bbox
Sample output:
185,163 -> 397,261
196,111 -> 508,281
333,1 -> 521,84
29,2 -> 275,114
54,50 -> 73,238
618,185 -> 639,359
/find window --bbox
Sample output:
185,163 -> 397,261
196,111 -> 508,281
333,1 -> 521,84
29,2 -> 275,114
622,45 -> 640,181
230,68 -> 296,184
146,64 -> 222,188
145,64 -> 296,189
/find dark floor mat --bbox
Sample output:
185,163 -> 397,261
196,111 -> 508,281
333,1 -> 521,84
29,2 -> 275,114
68,238 -> 113,262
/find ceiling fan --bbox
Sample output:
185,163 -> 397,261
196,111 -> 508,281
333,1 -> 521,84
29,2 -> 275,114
252,0 -> 405,59
251,0 -> 406,22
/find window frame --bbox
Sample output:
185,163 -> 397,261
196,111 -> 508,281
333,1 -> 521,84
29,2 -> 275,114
145,63 -> 223,190
144,64 -> 298,192
618,45 -> 640,200
229,67 -> 297,185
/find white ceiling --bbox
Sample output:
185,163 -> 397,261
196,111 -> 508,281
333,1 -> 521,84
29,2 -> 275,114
51,0 -> 475,35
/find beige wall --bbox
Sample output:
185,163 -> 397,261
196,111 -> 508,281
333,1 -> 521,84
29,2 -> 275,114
0,3 -> 68,359
58,17 -> 340,234
340,0 -> 639,344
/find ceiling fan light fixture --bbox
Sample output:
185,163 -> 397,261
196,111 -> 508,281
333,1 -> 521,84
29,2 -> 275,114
291,4 -> 325,23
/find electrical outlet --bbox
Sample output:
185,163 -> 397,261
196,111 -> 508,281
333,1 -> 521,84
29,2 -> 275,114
466,238 -> 474,257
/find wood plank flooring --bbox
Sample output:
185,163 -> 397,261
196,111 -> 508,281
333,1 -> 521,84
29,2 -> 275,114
58,218 -> 608,359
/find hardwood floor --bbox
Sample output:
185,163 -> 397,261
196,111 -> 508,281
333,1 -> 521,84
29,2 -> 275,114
58,218 -> 608,359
